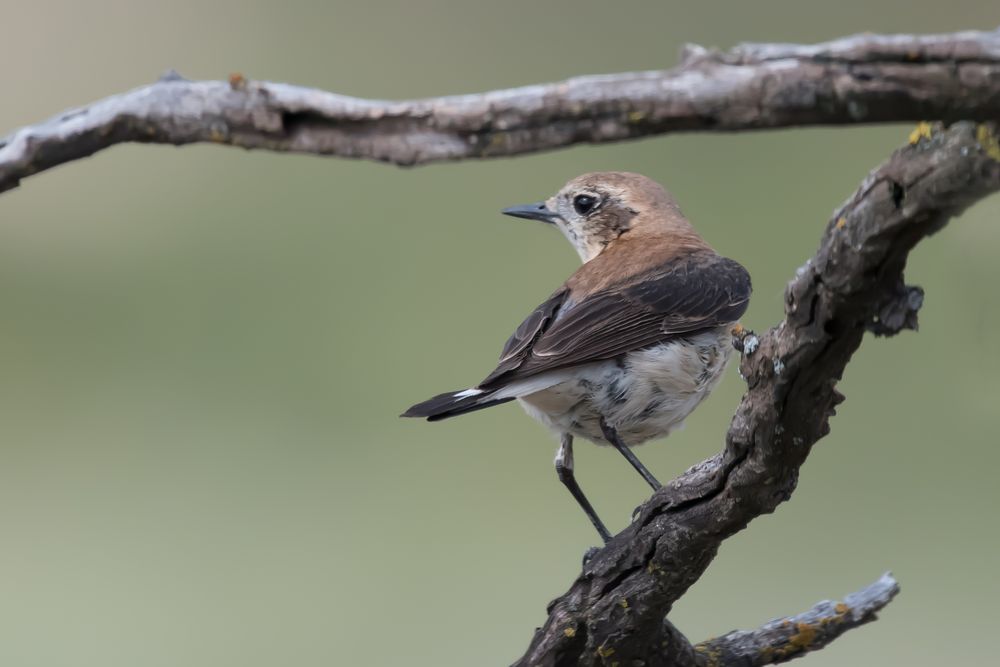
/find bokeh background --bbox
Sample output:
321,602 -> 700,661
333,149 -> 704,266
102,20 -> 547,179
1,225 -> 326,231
2,2 -> 999,665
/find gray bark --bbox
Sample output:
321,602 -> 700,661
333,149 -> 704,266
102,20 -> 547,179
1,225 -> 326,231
2,28 -> 1000,194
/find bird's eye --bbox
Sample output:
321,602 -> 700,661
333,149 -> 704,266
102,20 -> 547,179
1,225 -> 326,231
573,194 -> 598,215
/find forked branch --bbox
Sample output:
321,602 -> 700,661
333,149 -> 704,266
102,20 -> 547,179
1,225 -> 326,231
514,124 -> 1000,665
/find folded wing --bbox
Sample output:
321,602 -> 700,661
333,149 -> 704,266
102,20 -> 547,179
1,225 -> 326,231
479,252 -> 751,389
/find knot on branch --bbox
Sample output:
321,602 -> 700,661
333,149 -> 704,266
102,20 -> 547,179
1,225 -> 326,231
678,43 -> 722,66
868,281 -> 924,336
157,69 -> 188,83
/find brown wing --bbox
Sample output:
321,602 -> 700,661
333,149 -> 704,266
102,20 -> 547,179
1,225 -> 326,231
479,252 -> 750,388
485,287 -> 569,382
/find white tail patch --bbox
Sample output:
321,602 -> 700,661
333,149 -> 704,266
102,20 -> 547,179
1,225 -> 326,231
454,388 -> 484,399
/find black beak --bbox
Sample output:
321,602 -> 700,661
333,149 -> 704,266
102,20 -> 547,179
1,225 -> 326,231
501,201 -> 560,224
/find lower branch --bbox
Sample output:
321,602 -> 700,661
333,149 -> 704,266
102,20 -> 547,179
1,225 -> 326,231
694,574 -> 899,666
515,124 -> 1000,666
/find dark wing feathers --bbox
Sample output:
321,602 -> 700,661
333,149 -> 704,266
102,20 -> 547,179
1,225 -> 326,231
400,389 -> 514,421
479,252 -> 750,389
485,288 -> 569,383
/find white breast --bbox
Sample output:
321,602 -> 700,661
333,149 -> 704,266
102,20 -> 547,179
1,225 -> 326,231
515,326 -> 733,446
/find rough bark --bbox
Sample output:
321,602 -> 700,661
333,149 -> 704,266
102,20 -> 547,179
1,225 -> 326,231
513,122 -> 1000,666
2,29 -> 1000,194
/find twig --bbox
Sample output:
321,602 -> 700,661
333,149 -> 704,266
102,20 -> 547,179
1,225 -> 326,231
2,29 -> 1000,194
694,574 -> 900,666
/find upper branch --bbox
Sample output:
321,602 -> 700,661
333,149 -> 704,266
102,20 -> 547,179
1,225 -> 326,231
2,28 -> 1000,194
514,122 -> 1000,666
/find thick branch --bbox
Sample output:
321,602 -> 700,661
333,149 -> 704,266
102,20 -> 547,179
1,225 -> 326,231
694,574 -> 900,666
514,122 -> 1000,666
3,28 -> 1000,194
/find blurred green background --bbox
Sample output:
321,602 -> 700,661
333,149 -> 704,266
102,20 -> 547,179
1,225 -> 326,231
2,1 -> 999,665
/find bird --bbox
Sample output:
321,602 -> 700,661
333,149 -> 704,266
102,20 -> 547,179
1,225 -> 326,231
402,172 -> 751,542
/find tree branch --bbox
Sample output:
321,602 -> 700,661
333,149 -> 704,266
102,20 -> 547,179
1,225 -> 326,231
3,28 -> 1000,194
694,573 -> 900,666
514,122 -> 1000,666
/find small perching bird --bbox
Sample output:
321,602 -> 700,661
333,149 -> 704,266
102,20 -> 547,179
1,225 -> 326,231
403,172 -> 751,542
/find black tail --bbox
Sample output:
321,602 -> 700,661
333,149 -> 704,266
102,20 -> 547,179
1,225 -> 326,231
401,388 -> 514,421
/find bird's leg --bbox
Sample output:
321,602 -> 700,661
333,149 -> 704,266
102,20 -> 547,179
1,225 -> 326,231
600,417 -> 661,490
555,434 -> 612,544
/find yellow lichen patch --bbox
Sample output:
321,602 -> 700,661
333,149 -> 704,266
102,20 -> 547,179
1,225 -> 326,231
692,640 -> 722,667
627,111 -> 646,124
229,72 -> 247,90
694,645 -> 721,667
976,124 -> 1000,162
908,122 -> 933,145
789,622 -> 817,649
619,598 -> 629,610
731,323 -> 745,337
596,645 -> 615,659
835,217 -> 847,230
835,602 -> 850,615
484,132 -> 509,153
563,626 -> 576,638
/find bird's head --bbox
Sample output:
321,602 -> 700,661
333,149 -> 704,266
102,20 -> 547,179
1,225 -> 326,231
502,172 -> 701,262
